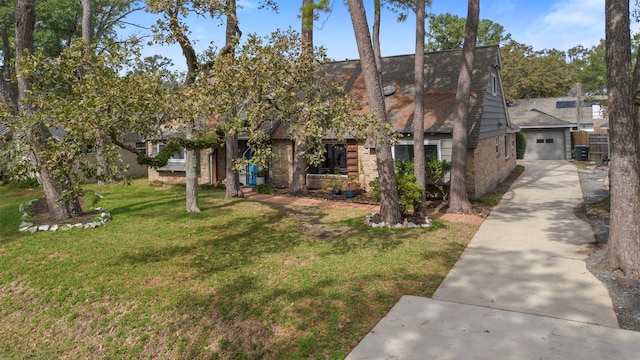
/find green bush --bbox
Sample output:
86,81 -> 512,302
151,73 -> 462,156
369,160 -> 423,215
516,132 -> 526,159
425,158 -> 451,200
253,183 -> 276,194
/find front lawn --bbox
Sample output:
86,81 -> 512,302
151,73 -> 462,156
0,179 -> 477,359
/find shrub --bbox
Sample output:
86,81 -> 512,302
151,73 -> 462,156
516,132 -> 526,159
425,158 -> 451,200
253,183 -> 276,194
369,160 -> 423,215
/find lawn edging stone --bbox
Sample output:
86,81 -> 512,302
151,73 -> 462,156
18,198 -> 111,233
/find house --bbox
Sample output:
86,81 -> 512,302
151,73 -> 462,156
149,46 -> 518,200
269,45 -> 518,199
508,97 -> 607,160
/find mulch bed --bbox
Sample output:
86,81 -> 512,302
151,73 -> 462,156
28,197 -> 100,227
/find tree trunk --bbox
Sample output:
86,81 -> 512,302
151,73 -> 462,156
0,0 -> 11,82
82,0 -> 113,185
604,0 -> 640,278
185,148 -> 200,212
373,0 -> 382,81
448,0 -> 478,214
81,0 -> 92,41
290,139 -> 308,195
222,1 -> 242,199
347,0 -> 401,225
224,133 -> 243,198
412,0 -> 427,218
15,0 -> 33,105
94,134 -> 113,185
16,0 -> 82,221
288,0 -> 314,196
301,0 -> 313,48
185,124 -> 200,212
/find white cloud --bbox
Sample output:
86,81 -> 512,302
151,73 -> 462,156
524,0 -> 605,51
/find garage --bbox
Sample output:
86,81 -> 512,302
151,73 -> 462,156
522,129 -> 568,160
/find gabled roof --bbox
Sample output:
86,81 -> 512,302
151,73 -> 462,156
508,107 -> 576,129
509,96 -> 606,126
321,46 -> 503,147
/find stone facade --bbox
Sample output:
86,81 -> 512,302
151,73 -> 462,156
270,140 -> 293,188
467,134 -> 517,199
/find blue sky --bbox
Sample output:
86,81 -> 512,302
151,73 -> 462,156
123,0 -> 615,71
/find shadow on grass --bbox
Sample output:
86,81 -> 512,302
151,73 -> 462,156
164,261 -> 451,359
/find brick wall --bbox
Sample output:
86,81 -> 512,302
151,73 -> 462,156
357,144 -> 378,191
467,134 -> 517,199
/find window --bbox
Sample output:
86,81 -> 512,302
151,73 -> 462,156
545,138 -> 554,144
393,140 -> 439,162
496,136 -> 500,155
151,142 -> 186,171
490,73 -> 498,96
504,135 -> 510,159
136,142 -> 147,155
536,139 -> 544,144
308,143 -> 347,175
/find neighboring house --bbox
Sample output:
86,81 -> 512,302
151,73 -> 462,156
270,45 -> 518,199
149,46 -> 518,200
50,128 -> 148,181
508,97 -> 607,160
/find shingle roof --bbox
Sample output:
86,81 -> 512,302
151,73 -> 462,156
509,97 -> 606,126
320,46 -> 502,147
508,107 -> 575,128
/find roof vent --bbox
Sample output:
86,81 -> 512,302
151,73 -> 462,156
383,86 -> 396,96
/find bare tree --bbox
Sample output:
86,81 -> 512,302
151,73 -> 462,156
347,0 -> 401,224
447,0 -> 478,214
603,0 -> 640,277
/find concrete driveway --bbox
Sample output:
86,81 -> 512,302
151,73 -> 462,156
346,160 -> 640,359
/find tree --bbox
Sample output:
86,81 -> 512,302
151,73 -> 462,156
0,0 -> 147,220
425,13 -> 510,52
12,0 -> 80,221
568,40 -> 607,96
500,40 -> 577,103
347,0 -> 401,225
447,0 -> 478,214
603,0 -> 640,278
412,0 -> 427,218
368,0 -> 431,218
3,39 -> 177,219
289,0 -> 330,196
147,0 -> 235,210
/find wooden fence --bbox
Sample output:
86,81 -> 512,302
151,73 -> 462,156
588,134 -> 609,160
570,131 -> 609,161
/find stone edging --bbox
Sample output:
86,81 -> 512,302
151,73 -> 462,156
18,199 -> 111,233
364,212 -> 433,228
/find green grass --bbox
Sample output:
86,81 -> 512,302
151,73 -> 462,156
0,179 -> 477,359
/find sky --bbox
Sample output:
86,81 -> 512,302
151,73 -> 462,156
123,0 -> 618,71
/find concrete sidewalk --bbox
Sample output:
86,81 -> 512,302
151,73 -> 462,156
347,161 -> 640,359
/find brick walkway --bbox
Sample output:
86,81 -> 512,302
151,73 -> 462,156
243,189 -> 485,226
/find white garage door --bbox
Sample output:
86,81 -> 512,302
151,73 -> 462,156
523,130 -> 566,160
